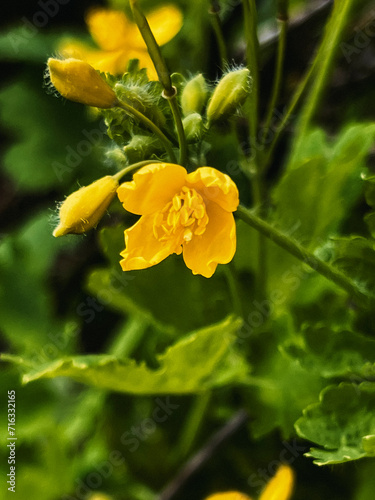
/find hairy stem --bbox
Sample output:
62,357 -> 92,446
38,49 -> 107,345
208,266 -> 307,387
117,101 -> 177,163
237,205 -> 370,307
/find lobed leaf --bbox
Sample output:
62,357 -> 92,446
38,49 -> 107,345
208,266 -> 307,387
296,382 -> 375,465
19,317 -> 249,394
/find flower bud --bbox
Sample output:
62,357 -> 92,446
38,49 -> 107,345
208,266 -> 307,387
47,58 -> 118,108
206,68 -> 251,124
53,176 -> 119,237
182,113 -> 204,142
114,82 -> 166,128
123,135 -> 161,163
181,74 -> 208,116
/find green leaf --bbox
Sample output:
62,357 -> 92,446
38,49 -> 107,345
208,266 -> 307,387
0,78 -> 106,191
86,225 -> 233,333
0,212 -> 78,353
363,174 -> 375,237
331,236 -> 375,294
284,325 -> 375,379
244,314 -> 324,438
20,317 -> 249,394
295,382 -> 375,465
273,124 -> 375,245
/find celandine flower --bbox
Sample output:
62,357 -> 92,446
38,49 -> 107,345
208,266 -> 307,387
117,163 -> 239,278
204,465 -> 295,500
58,5 -> 183,79
53,176 -> 119,237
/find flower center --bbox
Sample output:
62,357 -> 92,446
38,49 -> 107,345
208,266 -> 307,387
153,187 -> 209,250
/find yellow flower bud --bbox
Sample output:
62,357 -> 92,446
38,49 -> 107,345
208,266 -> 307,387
181,74 -> 208,116
206,68 -> 251,124
182,113 -> 204,142
53,176 -> 119,237
47,58 -> 118,108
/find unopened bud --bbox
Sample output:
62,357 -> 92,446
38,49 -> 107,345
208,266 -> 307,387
182,113 -> 204,142
206,68 -> 251,123
53,176 -> 119,237
181,74 -> 208,116
114,82 -> 166,128
123,135 -> 161,163
47,58 -> 118,108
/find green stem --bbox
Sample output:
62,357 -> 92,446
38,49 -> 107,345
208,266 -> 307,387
175,392 -> 211,461
117,100 -> 177,163
290,0 -> 355,161
262,57 -> 316,171
113,160 -> 161,182
242,0 -> 266,298
236,205 -> 370,307
209,0 -> 228,68
261,14 -> 288,146
109,314 -> 148,358
129,0 -> 173,94
243,0 -> 259,139
166,93 -> 188,166
250,167 -> 267,300
129,0 -> 187,166
224,263 -> 243,318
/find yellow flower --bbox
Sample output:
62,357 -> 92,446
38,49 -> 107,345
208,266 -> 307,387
205,493 -> 251,500
117,163 -> 239,278
53,176 -> 119,237
47,58 -> 117,108
58,5 -> 183,79
204,465 -> 295,500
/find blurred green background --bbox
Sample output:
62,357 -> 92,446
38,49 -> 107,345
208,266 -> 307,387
1,1 -> 375,499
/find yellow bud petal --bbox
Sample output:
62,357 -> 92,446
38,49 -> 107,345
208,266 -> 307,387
53,176 -> 119,237
207,68 -> 251,123
47,58 -> 118,108
181,73 -> 208,116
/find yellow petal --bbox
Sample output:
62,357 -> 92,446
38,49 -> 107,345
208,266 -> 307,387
259,465 -> 295,500
204,492 -> 252,500
53,176 -> 119,236
86,8 -> 136,51
47,58 -> 117,108
120,214 -> 176,271
130,4 -> 183,50
117,163 -> 187,215
182,201 -> 236,277
186,167 -> 239,213
58,39 -> 157,78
